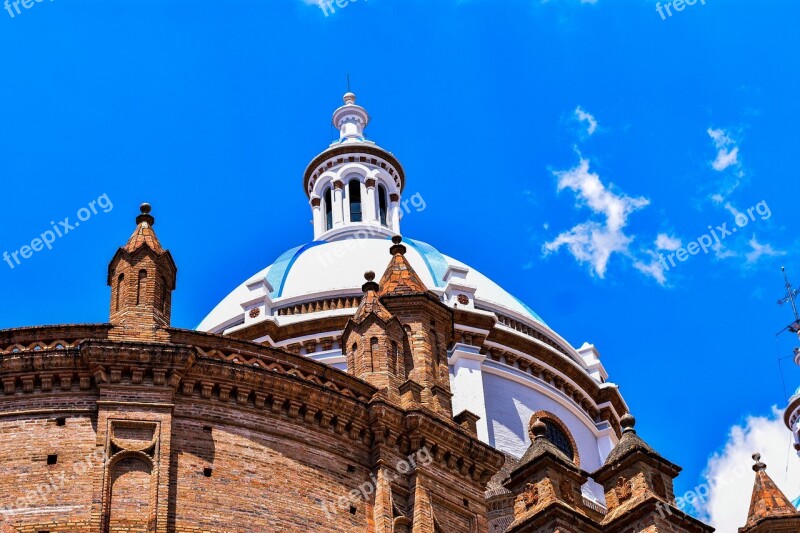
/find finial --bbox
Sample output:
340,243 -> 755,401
343,92 -> 356,105
752,452 -> 767,472
136,202 -> 155,226
362,271 -> 379,293
531,419 -> 547,439
620,413 -> 637,434
389,235 -> 407,256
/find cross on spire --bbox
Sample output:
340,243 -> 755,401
777,266 -> 800,333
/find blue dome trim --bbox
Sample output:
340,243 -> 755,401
793,495 -> 800,510
404,238 -> 448,288
512,295 -> 547,326
267,241 -> 326,298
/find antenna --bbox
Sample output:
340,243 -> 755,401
346,73 -> 351,93
777,266 -> 800,334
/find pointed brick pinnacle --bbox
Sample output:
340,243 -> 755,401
352,271 -> 393,323
124,203 -> 164,254
378,236 -> 430,296
745,452 -> 800,528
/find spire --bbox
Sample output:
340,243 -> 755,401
511,418 -> 578,478
743,453 -> 800,529
123,203 -> 164,254
352,271 -> 394,323
378,236 -> 430,297
598,414 -> 677,472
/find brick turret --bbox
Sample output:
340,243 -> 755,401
342,271 -> 409,404
505,417 -> 602,533
107,203 -> 177,341
378,236 -> 454,418
593,414 -> 713,532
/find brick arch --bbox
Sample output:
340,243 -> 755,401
528,410 -> 581,467
102,451 -> 155,533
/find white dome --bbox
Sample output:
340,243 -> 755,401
197,236 -> 547,334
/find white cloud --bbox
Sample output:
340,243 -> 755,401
655,233 -> 682,251
543,158 -> 649,278
632,234 -> 682,286
575,106 -> 598,136
696,408 -> 800,532
633,252 -> 667,285
708,128 -> 741,172
712,241 -> 737,260
746,235 -> 786,264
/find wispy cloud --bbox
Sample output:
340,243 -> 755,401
574,106 -> 598,136
707,127 -> 745,202
708,128 -> 740,172
632,233 -> 682,285
543,157 -> 649,278
746,235 -> 786,264
655,233 -> 681,251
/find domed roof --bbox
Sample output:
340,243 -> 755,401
197,236 -> 546,333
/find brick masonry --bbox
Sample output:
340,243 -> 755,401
0,205 -> 780,532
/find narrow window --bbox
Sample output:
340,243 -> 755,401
348,180 -> 362,222
370,337 -> 379,372
115,274 -> 124,311
324,187 -> 333,230
391,341 -> 399,375
160,276 -> 168,312
136,270 -> 148,305
47,454 -> 58,465
378,184 -> 388,226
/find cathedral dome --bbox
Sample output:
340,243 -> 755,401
197,92 -> 626,506
198,237 -> 547,336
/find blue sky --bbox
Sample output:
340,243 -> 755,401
1,0 -> 798,527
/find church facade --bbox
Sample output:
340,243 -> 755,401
0,92 -> 797,532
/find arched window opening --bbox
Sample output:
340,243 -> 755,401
391,341 -> 399,376
542,419 -> 574,460
348,180 -> 362,223
160,276 -> 168,313
136,270 -> 147,306
370,337 -> 379,372
430,329 -> 441,368
324,187 -> 333,231
378,184 -> 388,226
115,274 -> 124,311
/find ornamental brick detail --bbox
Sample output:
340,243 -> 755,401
615,476 -> 633,503
513,483 -> 539,516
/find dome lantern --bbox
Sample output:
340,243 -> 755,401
304,92 -> 406,242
